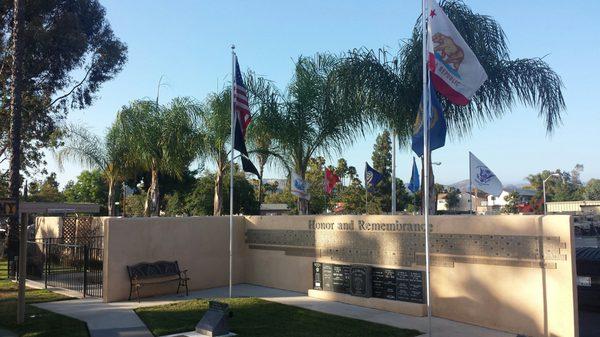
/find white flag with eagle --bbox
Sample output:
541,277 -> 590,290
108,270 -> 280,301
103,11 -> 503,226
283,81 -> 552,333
470,152 -> 503,196
427,0 -> 487,106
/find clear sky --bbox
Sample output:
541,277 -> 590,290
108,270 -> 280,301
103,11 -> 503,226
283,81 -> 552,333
46,0 -> 600,188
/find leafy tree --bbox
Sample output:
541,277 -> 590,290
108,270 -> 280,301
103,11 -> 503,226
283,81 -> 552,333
336,0 -> 565,213
63,169 -> 108,212
262,181 -> 279,196
0,0 -> 127,174
371,131 -> 393,212
25,173 -> 64,202
116,98 -> 202,216
305,157 -> 327,214
445,187 -> 461,211
124,194 -> 145,217
335,158 -> 348,185
264,187 -> 297,214
0,172 -> 8,197
183,169 -> 260,216
585,179 -> 600,201
56,124 -> 126,215
164,192 -> 188,217
502,191 -> 520,214
525,166 -> 584,202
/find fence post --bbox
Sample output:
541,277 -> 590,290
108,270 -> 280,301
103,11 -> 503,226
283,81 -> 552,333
83,245 -> 89,298
43,239 -> 48,289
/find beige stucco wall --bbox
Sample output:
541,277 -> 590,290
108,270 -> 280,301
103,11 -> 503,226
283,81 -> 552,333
102,216 -> 247,302
86,214 -> 578,337
35,216 -> 63,239
244,214 -> 578,337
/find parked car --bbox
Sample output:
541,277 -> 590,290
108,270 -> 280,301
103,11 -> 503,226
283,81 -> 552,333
577,247 -> 600,310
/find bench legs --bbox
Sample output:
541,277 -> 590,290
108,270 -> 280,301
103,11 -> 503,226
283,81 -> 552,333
127,280 -> 188,301
177,278 -> 189,296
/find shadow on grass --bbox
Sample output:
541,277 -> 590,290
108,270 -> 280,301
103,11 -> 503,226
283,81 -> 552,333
135,298 -> 421,337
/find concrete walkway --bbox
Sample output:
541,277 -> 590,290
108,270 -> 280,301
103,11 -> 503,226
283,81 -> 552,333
33,284 -> 515,337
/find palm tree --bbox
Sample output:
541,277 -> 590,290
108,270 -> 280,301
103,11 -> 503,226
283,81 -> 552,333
197,90 -> 231,216
245,72 -> 289,203
262,54 -> 369,214
116,97 -> 202,216
56,124 -> 126,216
336,0 -> 565,212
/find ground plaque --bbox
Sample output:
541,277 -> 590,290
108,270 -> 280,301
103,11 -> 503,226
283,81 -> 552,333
350,265 -> 372,297
195,301 -> 231,337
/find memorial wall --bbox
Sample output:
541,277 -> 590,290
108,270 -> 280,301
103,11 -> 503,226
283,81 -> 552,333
91,214 -> 577,337
244,214 -> 578,337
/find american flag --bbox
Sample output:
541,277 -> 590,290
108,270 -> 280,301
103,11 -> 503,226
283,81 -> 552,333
234,58 -> 251,136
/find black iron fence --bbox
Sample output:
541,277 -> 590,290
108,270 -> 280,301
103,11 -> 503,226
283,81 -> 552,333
13,237 -> 104,298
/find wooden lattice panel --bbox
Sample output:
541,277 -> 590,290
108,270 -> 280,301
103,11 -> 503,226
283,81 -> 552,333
62,217 -> 77,244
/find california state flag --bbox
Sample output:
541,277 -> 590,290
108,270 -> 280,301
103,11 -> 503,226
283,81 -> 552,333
427,0 -> 487,105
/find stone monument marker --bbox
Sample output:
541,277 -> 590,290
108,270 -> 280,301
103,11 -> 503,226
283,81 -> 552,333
195,301 -> 232,337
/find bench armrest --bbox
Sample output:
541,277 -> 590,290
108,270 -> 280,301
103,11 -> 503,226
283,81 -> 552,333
180,269 -> 188,278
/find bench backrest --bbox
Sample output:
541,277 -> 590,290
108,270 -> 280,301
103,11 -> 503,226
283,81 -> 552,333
127,261 -> 180,280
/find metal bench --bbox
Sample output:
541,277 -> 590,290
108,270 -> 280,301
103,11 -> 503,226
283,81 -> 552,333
126,261 -> 189,301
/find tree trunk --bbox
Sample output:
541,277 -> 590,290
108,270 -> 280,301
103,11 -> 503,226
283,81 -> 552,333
5,0 -> 25,259
144,162 -> 160,217
213,163 -> 224,216
107,178 -> 115,216
257,163 -> 265,204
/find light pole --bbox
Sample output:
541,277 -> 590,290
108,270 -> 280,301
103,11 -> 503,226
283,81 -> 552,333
543,173 -> 560,215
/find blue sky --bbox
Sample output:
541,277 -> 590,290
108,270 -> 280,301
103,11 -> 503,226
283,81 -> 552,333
47,0 -> 600,187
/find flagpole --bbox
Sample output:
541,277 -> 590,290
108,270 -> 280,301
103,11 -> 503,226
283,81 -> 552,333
365,184 -> 368,214
421,0 -> 433,335
229,45 -> 236,299
391,130 -> 397,215
469,152 -> 473,214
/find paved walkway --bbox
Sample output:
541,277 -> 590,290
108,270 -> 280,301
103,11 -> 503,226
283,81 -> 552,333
33,284 -> 515,337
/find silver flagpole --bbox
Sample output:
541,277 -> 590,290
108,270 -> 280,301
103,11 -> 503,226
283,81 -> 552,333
469,152 -> 473,214
391,131 -> 397,215
229,45 -> 236,299
421,0 -> 433,335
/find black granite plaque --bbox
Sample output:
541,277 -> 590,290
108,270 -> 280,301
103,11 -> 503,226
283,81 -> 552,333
332,264 -> 351,294
313,262 -> 323,290
313,261 -> 424,304
322,263 -> 333,291
350,265 -> 372,297
372,268 -> 397,300
396,270 -> 424,303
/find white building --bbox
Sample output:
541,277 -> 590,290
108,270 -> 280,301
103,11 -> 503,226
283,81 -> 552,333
486,189 -> 536,207
437,191 -> 477,212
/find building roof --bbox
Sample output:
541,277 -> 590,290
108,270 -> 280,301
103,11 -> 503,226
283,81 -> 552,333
577,247 -> 600,262
20,202 -> 100,214
260,203 -> 290,211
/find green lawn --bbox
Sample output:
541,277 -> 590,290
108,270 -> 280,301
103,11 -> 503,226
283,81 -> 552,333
135,297 -> 421,337
0,260 -> 89,337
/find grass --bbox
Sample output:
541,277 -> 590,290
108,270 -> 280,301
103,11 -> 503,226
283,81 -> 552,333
0,260 -> 89,337
135,297 -> 421,337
